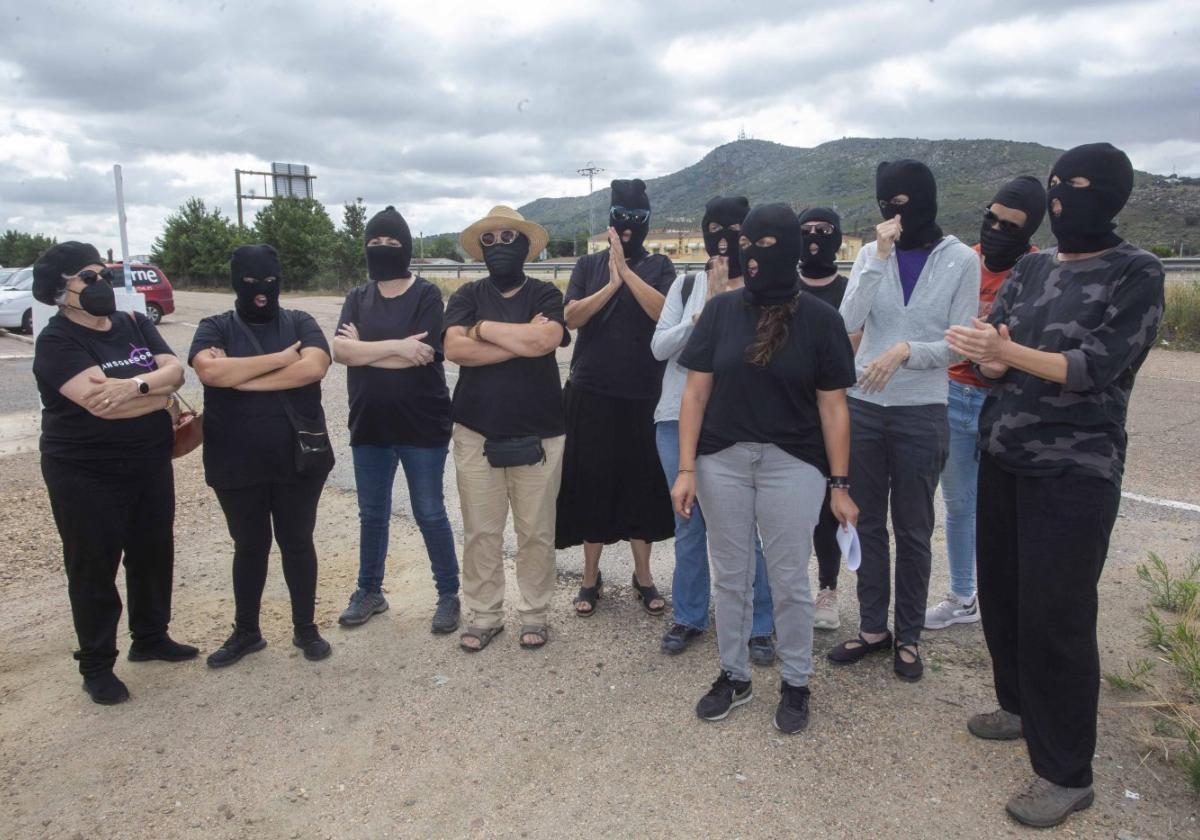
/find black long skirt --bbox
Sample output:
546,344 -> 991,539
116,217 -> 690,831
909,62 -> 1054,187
555,382 -> 676,548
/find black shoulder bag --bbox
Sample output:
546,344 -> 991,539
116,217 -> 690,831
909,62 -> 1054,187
233,313 -> 334,476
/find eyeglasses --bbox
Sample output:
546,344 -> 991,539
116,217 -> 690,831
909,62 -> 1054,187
610,206 -> 650,225
480,229 -> 519,247
72,268 -> 113,285
982,208 -> 1023,234
800,222 -> 836,235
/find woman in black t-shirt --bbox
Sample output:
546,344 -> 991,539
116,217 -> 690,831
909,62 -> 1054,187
31,241 -> 195,706
331,206 -> 459,634
443,207 -> 568,652
673,205 -> 859,734
189,245 -> 334,668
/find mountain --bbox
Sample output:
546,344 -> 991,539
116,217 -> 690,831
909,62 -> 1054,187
518,138 -> 1200,253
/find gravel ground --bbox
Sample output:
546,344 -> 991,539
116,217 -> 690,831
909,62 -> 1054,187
0,291 -> 1198,839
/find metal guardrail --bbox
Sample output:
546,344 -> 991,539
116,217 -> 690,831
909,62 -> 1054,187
415,256 -> 1199,281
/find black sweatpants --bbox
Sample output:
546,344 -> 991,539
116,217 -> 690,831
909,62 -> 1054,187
849,398 -> 948,644
813,488 -> 841,591
214,475 -> 325,633
976,453 -> 1121,789
42,455 -> 176,677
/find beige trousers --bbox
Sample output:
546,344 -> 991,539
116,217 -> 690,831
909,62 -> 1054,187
452,424 -> 565,629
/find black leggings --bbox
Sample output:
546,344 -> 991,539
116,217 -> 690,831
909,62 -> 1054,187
42,455 -> 176,676
812,488 -> 841,590
214,475 -> 325,633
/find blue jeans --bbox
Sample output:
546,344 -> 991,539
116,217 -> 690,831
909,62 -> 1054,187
351,444 -> 459,596
655,421 -> 773,635
941,380 -> 987,598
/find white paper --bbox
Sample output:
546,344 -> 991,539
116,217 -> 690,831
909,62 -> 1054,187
836,523 -> 862,571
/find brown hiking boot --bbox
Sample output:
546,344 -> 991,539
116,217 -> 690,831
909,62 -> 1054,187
1005,777 -> 1094,828
967,708 -> 1023,740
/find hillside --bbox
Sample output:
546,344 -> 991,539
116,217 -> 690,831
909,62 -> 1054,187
518,138 -> 1199,252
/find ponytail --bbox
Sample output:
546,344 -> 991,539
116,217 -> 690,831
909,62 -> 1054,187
745,297 -> 799,367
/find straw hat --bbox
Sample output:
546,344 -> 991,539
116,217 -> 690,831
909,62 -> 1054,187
459,205 -> 549,262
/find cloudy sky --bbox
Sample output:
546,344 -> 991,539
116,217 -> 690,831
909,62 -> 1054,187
2,0 -> 1197,256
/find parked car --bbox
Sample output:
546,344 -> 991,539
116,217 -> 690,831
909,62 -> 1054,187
106,262 -> 175,324
0,267 -> 34,334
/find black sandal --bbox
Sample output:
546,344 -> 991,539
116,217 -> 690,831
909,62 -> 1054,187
631,574 -> 666,616
574,571 -> 603,617
894,642 -> 924,682
459,625 -> 504,652
827,631 -> 894,664
519,625 -> 549,649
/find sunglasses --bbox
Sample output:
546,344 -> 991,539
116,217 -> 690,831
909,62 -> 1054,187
800,222 -> 836,236
610,206 -> 651,225
982,208 -> 1023,234
73,268 -> 114,284
480,229 -> 519,247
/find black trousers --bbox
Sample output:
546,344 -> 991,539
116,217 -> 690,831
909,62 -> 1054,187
849,398 -> 948,644
42,455 -> 176,676
214,475 -> 325,633
976,453 -> 1120,788
813,488 -> 841,591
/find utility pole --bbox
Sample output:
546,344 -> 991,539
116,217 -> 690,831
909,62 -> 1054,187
577,162 -> 605,240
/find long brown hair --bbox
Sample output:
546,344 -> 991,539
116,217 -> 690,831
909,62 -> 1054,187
746,298 -> 799,367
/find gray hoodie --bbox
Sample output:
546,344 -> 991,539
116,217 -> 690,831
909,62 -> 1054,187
839,236 -> 981,407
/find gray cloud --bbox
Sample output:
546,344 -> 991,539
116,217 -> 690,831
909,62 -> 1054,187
1,0 -> 1196,254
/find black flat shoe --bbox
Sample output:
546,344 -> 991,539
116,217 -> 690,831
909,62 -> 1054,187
293,626 -> 332,662
82,671 -> 130,705
128,636 -> 199,662
827,631 -> 893,665
894,642 -> 923,681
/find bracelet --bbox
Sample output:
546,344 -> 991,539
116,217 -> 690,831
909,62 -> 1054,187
828,475 -> 850,490
476,321 -> 485,342
678,468 -> 695,473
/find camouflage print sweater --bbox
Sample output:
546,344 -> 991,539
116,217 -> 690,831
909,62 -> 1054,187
978,242 -> 1165,485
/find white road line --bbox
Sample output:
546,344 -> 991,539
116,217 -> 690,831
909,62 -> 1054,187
1121,491 -> 1200,513
0,354 -> 34,360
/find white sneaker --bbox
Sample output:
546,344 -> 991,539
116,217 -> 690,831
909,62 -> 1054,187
813,587 -> 840,630
924,592 -> 980,629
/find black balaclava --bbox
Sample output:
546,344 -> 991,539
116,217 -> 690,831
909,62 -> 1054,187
1047,142 -> 1133,254
876,159 -> 943,250
364,205 -> 414,281
797,207 -> 843,280
701,196 -> 749,279
980,175 -> 1047,272
483,232 -> 529,293
739,203 -> 803,307
32,241 -> 103,306
610,178 -> 650,259
231,244 -> 283,323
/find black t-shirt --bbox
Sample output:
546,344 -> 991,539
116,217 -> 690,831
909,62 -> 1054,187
679,291 -> 857,473
34,312 -> 174,464
800,273 -> 849,311
565,250 -> 676,401
337,277 -> 452,448
188,309 -> 330,489
442,277 -> 569,439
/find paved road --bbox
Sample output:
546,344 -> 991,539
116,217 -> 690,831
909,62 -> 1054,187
3,288 -> 1198,584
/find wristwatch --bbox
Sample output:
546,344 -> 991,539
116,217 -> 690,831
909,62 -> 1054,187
132,377 -> 150,395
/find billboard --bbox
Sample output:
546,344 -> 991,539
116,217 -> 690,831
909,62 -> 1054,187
271,163 -> 314,199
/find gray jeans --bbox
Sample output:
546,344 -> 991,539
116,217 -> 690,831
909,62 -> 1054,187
696,443 -> 826,685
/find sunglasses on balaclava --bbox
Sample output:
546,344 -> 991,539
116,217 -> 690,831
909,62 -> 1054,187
797,207 -> 843,280
609,178 -> 651,258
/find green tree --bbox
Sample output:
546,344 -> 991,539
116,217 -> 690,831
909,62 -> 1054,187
425,235 -> 463,262
251,197 -> 339,288
151,198 -> 247,287
331,198 -> 367,287
0,230 -> 57,266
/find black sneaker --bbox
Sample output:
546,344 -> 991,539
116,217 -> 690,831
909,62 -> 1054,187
293,625 -> 332,662
749,635 -> 776,666
81,670 -> 130,705
773,681 -> 811,734
431,594 -> 461,635
661,623 -> 703,655
128,635 -> 199,662
696,670 -> 753,721
206,626 -> 266,669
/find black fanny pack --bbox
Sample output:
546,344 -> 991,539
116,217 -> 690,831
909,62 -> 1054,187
483,435 -> 545,468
